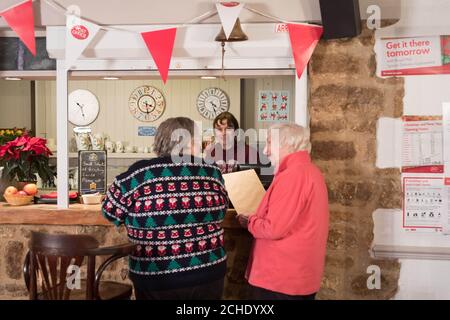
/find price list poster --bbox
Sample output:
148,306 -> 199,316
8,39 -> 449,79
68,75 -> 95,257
401,116 -> 444,231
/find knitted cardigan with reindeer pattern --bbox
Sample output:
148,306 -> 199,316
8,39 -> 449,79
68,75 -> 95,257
102,156 -> 229,290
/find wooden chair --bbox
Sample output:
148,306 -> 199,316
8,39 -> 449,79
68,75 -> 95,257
23,231 -> 135,300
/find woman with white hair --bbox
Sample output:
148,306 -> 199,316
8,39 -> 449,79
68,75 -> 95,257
238,123 -> 329,300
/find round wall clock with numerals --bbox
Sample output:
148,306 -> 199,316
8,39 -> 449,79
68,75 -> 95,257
196,87 -> 230,120
128,85 -> 166,122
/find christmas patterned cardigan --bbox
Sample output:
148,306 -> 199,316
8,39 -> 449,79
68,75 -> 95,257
102,156 -> 229,290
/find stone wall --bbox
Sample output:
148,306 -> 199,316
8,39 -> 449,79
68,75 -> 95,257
309,23 -> 403,299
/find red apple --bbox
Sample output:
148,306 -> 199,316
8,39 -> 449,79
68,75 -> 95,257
4,186 -> 18,196
23,183 -> 38,196
17,191 -> 29,196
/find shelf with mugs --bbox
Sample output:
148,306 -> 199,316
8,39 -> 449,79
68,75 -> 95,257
49,152 -> 156,159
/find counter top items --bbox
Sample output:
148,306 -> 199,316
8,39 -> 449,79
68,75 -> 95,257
3,183 -> 39,206
3,193 -> 34,206
81,193 -> 104,205
40,191 -> 79,199
35,191 -> 79,204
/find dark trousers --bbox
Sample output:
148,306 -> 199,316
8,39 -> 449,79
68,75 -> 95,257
250,285 -> 316,300
133,278 -> 224,300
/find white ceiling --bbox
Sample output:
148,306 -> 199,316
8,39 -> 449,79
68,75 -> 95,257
0,0 -> 402,29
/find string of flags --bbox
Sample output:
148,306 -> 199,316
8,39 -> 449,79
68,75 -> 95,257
0,0 -> 323,83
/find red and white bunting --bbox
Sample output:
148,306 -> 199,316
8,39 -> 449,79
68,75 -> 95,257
0,0 -> 36,56
288,23 -> 323,78
141,28 -> 177,84
216,2 -> 244,39
65,15 -> 101,69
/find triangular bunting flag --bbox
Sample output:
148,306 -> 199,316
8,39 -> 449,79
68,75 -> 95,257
65,14 -> 101,69
287,23 -> 323,78
216,2 -> 245,40
0,0 -> 36,55
141,28 -> 177,84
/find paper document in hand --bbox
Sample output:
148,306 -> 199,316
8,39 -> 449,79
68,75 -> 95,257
222,169 -> 266,216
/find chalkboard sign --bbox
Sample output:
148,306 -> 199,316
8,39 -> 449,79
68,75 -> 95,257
78,150 -> 107,195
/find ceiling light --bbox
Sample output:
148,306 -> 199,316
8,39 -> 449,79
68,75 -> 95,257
103,76 -> 120,80
200,76 -> 217,80
4,77 -> 22,81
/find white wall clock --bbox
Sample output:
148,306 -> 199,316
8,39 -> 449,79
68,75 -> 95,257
196,87 -> 230,120
129,85 -> 166,122
68,89 -> 100,127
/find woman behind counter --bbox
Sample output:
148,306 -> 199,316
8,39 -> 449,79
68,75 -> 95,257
204,112 -> 263,174
102,117 -> 229,300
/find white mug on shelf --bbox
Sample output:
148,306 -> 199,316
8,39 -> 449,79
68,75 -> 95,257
74,132 -> 91,151
115,141 -> 124,153
91,133 -> 106,150
137,147 -> 145,153
105,141 -> 115,153
125,145 -> 136,153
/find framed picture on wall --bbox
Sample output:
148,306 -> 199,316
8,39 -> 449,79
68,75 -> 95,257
258,90 -> 289,122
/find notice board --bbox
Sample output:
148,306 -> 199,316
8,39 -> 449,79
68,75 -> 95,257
78,150 -> 107,195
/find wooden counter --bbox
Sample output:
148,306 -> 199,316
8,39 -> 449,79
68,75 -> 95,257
0,202 -> 241,228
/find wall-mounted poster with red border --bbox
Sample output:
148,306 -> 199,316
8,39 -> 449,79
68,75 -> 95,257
402,174 -> 443,232
401,115 -> 443,173
377,35 -> 450,76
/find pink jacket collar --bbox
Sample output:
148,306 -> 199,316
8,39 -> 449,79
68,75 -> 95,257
277,151 -> 311,174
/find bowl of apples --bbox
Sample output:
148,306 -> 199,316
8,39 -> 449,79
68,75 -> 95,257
3,184 -> 38,206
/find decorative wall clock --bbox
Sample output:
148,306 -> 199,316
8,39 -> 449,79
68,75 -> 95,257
196,87 -> 230,120
129,85 -> 166,122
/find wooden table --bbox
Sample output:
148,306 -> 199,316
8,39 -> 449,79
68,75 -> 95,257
0,202 -> 241,228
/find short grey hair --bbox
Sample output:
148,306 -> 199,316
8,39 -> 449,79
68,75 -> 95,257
153,117 -> 195,157
268,123 -> 311,153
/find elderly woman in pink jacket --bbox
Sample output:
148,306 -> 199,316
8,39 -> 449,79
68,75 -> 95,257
238,123 -> 329,300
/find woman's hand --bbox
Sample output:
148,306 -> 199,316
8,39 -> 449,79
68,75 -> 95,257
236,214 -> 250,228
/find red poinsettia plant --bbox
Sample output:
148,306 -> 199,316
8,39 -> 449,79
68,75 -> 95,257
0,135 -> 56,184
